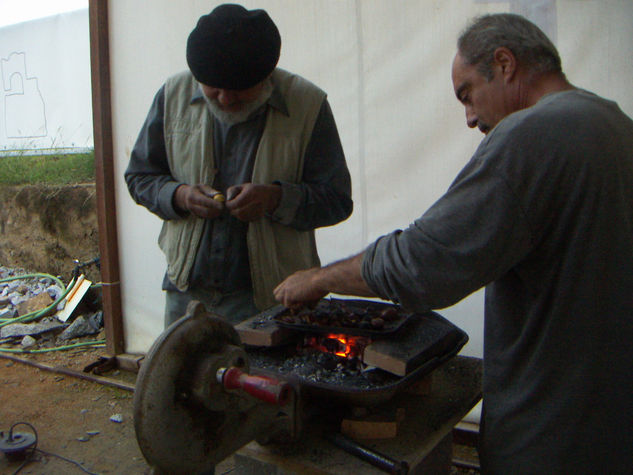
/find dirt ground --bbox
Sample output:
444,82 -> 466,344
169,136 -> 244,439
0,349 -> 241,475
0,184 -> 101,283
0,348 -> 150,474
0,184 -> 150,474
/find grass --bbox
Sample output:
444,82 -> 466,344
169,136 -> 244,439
0,151 -> 95,185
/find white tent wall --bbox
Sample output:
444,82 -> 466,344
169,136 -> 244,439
110,0 -> 633,414
0,9 -> 92,152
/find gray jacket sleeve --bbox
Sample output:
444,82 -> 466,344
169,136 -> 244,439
124,85 -> 184,221
361,151 -> 532,313
271,100 -> 353,231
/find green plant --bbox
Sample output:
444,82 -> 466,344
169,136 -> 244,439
0,151 -> 95,185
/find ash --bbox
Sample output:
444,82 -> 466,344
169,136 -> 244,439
247,346 -> 400,390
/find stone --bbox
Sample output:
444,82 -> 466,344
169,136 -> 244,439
21,335 -> 37,348
110,414 -> 123,423
47,285 -> 65,301
89,311 -> 103,330
0,307 -> 17,319
9,293 -> 27,307
0,317 -> 67,339
16,292 -> 54,316
59,315 -> 100,340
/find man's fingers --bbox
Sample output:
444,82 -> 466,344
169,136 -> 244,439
226,185 -> 243,201
273,282 -> 294,307
229,201 -> 263,221
273,268 -> 325,308
196,184 -> 217,196
187,188 -> 225,219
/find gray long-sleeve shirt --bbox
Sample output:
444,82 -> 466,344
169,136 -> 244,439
126,80 -> 352,293
362,90 -> 633,474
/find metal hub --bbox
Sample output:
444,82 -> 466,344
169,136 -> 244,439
133,301 -> 294,474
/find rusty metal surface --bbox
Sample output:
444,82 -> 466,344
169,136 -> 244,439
133,301 -> 281,474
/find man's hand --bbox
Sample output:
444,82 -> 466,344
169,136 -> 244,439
173,184 -> 225,219
225,183 -> 281,222
274,253 -> 376,309
273,267 -> 328,310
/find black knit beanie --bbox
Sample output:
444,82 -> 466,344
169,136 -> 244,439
186,4 -> 281,90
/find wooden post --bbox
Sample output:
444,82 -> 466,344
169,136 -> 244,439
88,0 -> 125,355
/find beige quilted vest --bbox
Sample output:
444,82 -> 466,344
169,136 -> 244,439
159,68 -> 324,309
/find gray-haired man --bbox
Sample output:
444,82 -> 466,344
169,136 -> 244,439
275,13 -> 633,474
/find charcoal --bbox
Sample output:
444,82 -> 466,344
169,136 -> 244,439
247,346 -> 399,391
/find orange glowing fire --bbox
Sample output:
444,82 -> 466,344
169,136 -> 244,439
331,335 -> 355,357
305,333 -> 370,359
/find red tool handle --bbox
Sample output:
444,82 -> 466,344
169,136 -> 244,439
220,367 -> 291,405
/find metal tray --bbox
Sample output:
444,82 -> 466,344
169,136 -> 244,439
270,298 -> 414,337
249,310 -> 469,407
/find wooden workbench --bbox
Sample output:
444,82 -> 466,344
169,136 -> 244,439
232,355 -> 482,474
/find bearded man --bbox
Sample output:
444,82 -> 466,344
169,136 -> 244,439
126,4 -> 352,327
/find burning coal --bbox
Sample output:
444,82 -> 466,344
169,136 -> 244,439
247,339 -> 399,391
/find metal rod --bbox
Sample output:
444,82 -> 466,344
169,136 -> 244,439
0,353 -> 135,392
326,432 -> 409,474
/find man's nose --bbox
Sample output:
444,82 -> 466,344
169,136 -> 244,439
217,90 -> 237,106
466,108 -> 478,129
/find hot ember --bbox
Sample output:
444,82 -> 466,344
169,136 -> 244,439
248,341 -> 401,390
303,334 -> 370,359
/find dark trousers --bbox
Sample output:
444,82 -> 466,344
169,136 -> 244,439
164,287 -> 259,328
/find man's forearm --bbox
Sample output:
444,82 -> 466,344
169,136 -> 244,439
317,252 -> 375,297
273,251 -> 375,308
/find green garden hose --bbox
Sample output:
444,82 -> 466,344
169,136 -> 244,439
0,273 -> 105,354
0,339 -> 105,353
0,273 -> 74,328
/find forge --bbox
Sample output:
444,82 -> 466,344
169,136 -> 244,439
133,299 -> 482,474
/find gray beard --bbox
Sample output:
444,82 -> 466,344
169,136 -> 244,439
203,79 -> 274,126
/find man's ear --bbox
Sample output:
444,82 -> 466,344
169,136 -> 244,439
493,47 -> 517,83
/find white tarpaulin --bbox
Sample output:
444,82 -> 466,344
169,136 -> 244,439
0,9 -> 92,152
110,0 -> 633,367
